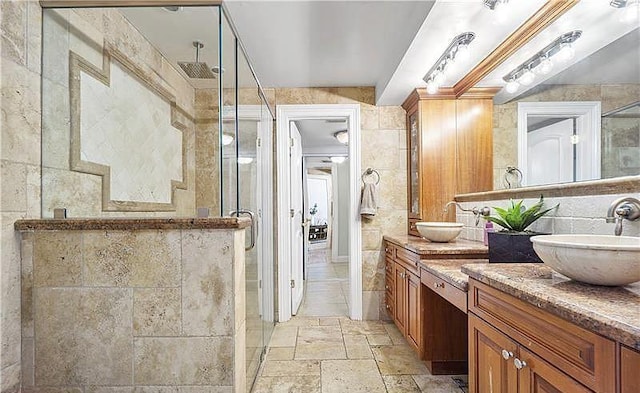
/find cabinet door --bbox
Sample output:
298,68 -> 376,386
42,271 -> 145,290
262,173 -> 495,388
469,313 -> 518,393
621,345 -> 640,393
406,271 -> 422,353
517,348 -> 593,393
394,265 -> 407,334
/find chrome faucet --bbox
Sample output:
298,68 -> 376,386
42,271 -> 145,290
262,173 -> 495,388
444,201 -> 491,226
605,197 -> 640,236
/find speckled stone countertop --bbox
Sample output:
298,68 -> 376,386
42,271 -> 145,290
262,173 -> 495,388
418,259 -> 488,291
14,217 -> 252,231
462,263 -> 640,350
384,234 -> 488,257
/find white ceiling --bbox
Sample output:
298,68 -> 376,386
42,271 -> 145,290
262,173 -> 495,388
223,1 -> 433,90
295,119 -> 349,156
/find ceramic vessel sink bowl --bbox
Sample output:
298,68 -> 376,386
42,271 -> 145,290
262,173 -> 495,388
416,222 -> 463,243
531,235 -> 640,286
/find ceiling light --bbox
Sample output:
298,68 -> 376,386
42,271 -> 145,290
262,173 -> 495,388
334,130 -> 349,144
426,80 -> 439,94
502,31 -> 581,92
422,32 -> 476,94
330,156 -> 346,164
505,79 -> 520,94
519,68 -> 535,86
221,133 -> 234,146
163,6 -> 182,12
238,157 -> 254,164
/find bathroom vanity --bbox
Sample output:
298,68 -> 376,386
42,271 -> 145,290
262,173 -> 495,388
383,235 -> 487,374
463,264 -> 640,393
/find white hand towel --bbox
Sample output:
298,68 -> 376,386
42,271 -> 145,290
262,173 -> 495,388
360,182 -> 378,218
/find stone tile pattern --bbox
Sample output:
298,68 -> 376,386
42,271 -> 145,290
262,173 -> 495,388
456,193 -> 640,243
253,316 -> 467,393
20,228 -> 245,392
1,1 -> 43,390
462,263 -> 640,350
41,8 -> 197,218
493,84 -> 640,190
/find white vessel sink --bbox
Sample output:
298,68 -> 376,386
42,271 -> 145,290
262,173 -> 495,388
416,222 -> 463,243
531,235 -> 640,286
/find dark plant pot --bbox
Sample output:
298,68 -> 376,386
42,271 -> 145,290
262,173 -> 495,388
487,231 -> 545,263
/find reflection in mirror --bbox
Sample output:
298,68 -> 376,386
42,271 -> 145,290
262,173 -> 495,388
482,1 -> 639,190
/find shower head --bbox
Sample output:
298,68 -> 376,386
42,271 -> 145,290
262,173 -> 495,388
178,41 -> 216,79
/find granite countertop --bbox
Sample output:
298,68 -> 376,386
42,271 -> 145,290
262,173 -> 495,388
384,234 -> 488,257
462,263 -> 640,350
14,217 -> 252,231
418,259 -> 488,291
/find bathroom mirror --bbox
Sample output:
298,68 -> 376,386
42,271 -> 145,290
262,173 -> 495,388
474,1 -> 639,191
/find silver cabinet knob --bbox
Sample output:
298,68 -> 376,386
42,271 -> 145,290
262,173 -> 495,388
501,349 -> 513,360
514,358 -> 527,370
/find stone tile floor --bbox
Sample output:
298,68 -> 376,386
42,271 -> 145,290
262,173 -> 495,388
251,317 -> 469,393
297,248 -> 350,317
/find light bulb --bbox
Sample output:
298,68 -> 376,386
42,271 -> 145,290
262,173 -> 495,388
456,44 -> 470,62
505,79 -> 519,94
556,43 -> 575,62
621,1 -> 640,23
238,157 -> 253,164
330,156 -> 346,164
426,80 -> 438,94
445,57 -> 458,75
519,69 -> 535,86
221,133 -> 234,146
434,71 -> 445,86
494,0 -> 509,24
537,57 -> 553,75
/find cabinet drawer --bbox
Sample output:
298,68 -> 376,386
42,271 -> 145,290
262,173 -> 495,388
385,270 -> 394,297
385,293 -> 395,317
396,247 -> 420,277
384,242 -> 396,259
469,279 -> 616,393
420,269 -> 466,313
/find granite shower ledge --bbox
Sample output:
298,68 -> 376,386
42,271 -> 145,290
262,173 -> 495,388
14,217 -> 251,231
384,234 -> 488,257
462,263 -> 640,350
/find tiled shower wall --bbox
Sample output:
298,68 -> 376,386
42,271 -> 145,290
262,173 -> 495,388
457,192 -> 640,242
1,1 -> 42,390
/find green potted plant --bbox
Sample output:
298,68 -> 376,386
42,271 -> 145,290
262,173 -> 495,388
484,196 -> 558,263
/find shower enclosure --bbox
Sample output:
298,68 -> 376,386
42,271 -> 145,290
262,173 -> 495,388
40,3 -> 275,389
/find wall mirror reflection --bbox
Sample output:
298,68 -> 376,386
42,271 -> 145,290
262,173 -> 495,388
476,2 -> 639,190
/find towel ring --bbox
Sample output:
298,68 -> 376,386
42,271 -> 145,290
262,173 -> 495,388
503,166 -> 523,189
362,168 -> 380,185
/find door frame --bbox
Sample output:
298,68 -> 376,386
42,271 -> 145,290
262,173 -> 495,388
276,104 -> 362,322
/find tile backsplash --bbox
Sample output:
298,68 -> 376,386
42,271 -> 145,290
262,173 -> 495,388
457,193 -> 640,242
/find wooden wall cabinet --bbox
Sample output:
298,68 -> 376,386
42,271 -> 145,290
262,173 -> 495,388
468,279 -> 618,393
403,89 -> 495,236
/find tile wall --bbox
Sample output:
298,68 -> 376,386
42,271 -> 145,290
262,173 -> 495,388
457,193 -> 640,242
19,227 -> 246,392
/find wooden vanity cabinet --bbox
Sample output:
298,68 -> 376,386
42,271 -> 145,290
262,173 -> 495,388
468,279 -> 617,393
402,89 -> 495,236
620,345 -> 640,393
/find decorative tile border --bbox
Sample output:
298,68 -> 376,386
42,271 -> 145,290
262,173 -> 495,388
69,43 -> 191,212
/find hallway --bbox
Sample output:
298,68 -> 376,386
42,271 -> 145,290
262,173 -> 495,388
297,248 -> 350,317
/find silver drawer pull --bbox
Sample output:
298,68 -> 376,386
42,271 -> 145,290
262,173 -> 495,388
514,358 -> 527,370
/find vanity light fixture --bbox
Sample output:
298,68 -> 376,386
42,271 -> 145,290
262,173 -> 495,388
483,0 -> 510,22
334,130 -> 349,145
423,32 -> 476,94
221,133 -> 234,146
611,0 -> 640,23
502,30 -> 582,94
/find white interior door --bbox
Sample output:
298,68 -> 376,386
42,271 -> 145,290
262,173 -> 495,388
290,123 -> 305,315
527,119 -> 574,186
